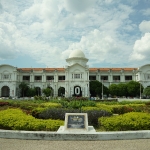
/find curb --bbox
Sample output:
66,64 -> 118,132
0,130 -> 150,141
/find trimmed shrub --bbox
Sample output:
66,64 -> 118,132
35,108 -> 112,127
85,110 -> 112,127
0,109 -> 63,131
36,108 -> 80,120
96,104 -> 113,114
112,106 -> 134,114
98,112 -> 150,131
59,100 -> 96,109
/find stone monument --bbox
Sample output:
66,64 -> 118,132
57,113 -> 96,133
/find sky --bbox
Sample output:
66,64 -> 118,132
0,0 -> 150,68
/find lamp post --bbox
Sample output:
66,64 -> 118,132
102,80 -> 103,100
136,74 -> 141,99
140,81 -> 141,99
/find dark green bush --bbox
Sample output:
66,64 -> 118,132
85,110 -> 112,127
34,108 -> 80,120
35,108 -> 112,127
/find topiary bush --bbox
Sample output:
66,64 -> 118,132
98,112 -> 150,131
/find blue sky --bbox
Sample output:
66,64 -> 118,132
0,0 -> 150,68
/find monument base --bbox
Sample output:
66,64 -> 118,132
57,126 -> 96,133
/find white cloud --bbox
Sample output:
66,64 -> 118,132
64,0 -> 95,14
62,29 -> 131,66
0,22 -> 19,60
0,0 -> 149,68
130,33 -> 150,61
142,8 -> 150,16
139,20 -> 150,33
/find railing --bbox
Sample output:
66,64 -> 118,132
113,80 -> 120,82
23,80 -> 30,82
125,80 -> 132,82
58,80 -> 65,82
102,80 -> 108,82
47,80 -> 54,82
34,80 -> 42,82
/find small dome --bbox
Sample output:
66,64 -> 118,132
69,50 -> 85,58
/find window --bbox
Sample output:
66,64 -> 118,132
125,76 -> 132,80
58,76 -> 65,80
101,76 -> 108,81
74,74 -> 80,79
23,76 -> 30,80
34,76 -> 42,81
89,76 -> 96,80
3,74 -> 9,79
113,76 -> 120,81
46,76 -> 54,80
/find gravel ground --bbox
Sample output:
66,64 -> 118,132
0,138 -> 150,150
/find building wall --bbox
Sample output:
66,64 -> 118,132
1,63 -> 150,97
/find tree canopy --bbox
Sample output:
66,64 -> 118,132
127,81 -> 143,97
42,88 -> 51,97
90,80 -> 109,98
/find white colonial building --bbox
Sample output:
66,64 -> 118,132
0,49 -> 150,98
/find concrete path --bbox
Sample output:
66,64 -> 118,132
1,138 -> 150,150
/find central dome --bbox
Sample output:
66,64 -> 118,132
69,49 -> 85,58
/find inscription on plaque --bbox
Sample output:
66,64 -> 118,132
64,113 -> 88,131
67,115 -> 85,129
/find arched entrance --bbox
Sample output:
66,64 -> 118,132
73,86 -> 82,97
35,87 -> 41,96
1,86 -> 10,97
58,87 -> 65,97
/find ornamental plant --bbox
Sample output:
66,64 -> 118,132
0,109 -> 63,131
98,112 -> 150,131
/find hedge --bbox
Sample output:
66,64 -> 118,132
0,109 -> 64,131
34,108 -> 112,127
98,112 -> 150,131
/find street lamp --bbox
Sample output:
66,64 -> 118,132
102,79 -> 103,100
140,81 -> 142,99
136,74 -> 142,99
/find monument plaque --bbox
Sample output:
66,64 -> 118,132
64,113 -> 88,131
57,113 -> 96,133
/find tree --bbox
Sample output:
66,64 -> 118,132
90,80 -> 109,98
109,84 -> 119,97
42,88 -> 51,97
26,88 -> 36,97
126,81 -> 143,97
143,87 -> 150,97
19,82 -> 29,97
117,83 -> 128,97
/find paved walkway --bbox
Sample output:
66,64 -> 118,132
0,138 -> 150,150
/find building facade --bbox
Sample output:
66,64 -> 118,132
0,49 -> 150,98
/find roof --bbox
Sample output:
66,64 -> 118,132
17,68 -> 65,72
89,68 -> 137,72
17,67 -> 137,72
